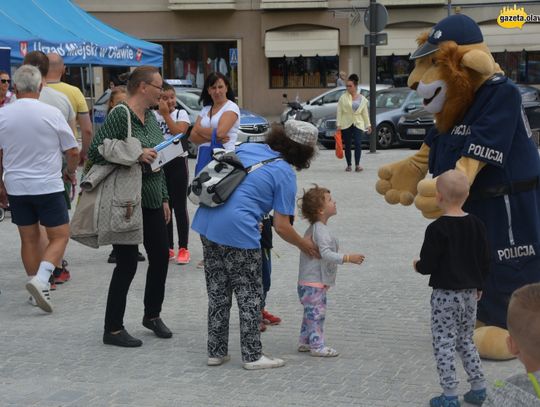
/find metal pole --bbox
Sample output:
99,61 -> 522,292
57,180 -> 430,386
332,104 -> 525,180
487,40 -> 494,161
369,0 -> 377,153
447,0 -> 452,16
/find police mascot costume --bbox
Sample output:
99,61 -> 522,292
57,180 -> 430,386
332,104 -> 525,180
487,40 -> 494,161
376,14 -> 540,360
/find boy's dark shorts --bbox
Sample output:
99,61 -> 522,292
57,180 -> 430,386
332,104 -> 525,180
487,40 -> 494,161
8,191 -> 69,227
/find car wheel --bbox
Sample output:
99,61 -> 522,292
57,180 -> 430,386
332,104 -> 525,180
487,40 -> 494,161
376,123 -> 395,149
187,140 -> 198,158
319,140 -> 335,149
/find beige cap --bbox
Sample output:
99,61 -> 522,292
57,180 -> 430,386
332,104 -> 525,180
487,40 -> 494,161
284,120 -> 318,147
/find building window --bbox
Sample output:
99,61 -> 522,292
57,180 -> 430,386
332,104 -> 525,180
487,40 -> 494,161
376,55 -> 414,87
269,56 -> 338,88
493,51 -> 540,84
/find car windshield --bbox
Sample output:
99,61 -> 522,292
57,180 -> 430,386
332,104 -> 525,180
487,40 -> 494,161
376,90 -> 409,108
177,91 -> 202,111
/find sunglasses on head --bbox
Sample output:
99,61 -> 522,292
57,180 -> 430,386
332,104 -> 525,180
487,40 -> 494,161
0,79 -> 10,84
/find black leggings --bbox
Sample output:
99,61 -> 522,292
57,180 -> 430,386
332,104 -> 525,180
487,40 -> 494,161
104,207 -> 170,332
163,156 -> 190,249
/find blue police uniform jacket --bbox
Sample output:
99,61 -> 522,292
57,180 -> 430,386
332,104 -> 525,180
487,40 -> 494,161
425,74 -> 540,328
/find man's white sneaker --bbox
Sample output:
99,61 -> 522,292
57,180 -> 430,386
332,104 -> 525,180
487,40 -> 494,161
207,355 -> 231,366
25,277 -> 52,313
243,355 -> 285,370
27,296 -> 38,307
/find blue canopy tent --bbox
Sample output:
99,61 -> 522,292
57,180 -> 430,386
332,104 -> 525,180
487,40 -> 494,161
0,0 -> 162,67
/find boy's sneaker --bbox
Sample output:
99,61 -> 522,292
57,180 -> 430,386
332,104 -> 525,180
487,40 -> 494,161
262,309 -> 281,325
137,251 -> 146,262
430,394 -> 460,407
259,322 -> 267,332
168,249 -> 175,261
176,248 -> 190,264
207,355 -> 230,366
463,389 -> 487,405
25,277 -> 52,313
243,355 -> 285,370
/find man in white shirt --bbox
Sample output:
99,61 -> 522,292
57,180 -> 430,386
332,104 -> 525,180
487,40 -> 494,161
0,65 -> 79,313
23,51 -> 77,286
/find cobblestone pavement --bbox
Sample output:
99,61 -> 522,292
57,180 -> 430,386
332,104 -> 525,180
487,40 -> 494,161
0,148 -> 521,407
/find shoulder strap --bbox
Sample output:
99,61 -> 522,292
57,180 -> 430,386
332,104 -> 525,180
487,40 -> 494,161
528,373 -> 540,398
246,157 -> 281,173
111,104 -> 132,139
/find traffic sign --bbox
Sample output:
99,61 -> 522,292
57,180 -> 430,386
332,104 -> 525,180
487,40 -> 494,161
364,32 -> 388,47
229,48 -> 238,66
364,2 -> 388,33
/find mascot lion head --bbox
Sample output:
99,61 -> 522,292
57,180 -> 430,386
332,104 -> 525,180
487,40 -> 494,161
407,14 -> 503,133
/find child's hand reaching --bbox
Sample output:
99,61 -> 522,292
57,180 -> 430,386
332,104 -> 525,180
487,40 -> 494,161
345,254 -> 365,265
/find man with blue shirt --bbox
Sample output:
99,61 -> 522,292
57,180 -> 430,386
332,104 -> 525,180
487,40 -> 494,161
192,120 -> 319,370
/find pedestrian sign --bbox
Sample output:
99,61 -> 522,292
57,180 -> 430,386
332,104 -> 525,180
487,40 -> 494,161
229,48 -> 238,66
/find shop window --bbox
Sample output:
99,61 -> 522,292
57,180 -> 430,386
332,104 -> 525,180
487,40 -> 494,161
269,56 -> 338,89
158,41 -> 238,95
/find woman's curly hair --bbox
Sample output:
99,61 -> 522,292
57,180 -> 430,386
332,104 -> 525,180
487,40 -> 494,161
265,123 -> 316,170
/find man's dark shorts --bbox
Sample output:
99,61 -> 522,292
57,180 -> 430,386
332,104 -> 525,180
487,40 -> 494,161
8,191 -> 69,227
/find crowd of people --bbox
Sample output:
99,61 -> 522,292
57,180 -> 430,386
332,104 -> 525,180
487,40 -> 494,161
1,61 -> 539,402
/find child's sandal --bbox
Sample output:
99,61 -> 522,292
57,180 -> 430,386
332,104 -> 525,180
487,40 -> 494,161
310,346 -> 339,357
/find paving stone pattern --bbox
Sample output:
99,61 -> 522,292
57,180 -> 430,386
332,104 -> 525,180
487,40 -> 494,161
0,149 -> 521,406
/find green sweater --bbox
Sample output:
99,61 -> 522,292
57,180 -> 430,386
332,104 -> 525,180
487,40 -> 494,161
88,102 -> 168,209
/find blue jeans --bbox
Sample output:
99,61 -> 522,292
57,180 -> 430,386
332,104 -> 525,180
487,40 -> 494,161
342,125 -> 363,166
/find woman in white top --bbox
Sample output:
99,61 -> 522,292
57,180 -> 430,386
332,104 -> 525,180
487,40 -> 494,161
189,72 -> 240,172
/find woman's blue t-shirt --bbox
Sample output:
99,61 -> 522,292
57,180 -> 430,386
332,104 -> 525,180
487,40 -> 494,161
191,143 -> 297,249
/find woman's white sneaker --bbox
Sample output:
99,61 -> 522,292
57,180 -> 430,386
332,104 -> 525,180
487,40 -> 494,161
243,355 -> 285,370
207,355 -> 230,366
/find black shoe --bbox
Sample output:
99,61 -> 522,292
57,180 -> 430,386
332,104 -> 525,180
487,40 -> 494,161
107,252 -> 116,264
137,251 -> 146,262
142,317 -> 172,338
103,330 -> 142,347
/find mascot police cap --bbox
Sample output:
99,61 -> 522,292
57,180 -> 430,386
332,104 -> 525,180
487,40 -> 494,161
410,14 -> 483,60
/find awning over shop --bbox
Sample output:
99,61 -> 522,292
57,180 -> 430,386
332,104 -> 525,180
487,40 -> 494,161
377,23 -> 540,57
0,0 -> 162,66
265,29 -> 339,58
480,23 -> 540,52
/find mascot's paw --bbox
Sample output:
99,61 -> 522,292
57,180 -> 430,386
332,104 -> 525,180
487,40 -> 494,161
414,178 -> 442,218
473,326 -> 515,361
375,179 -> 415,205
376,162 -> 422,206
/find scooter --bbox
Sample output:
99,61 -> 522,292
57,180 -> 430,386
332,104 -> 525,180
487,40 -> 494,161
282,93 -> 312,123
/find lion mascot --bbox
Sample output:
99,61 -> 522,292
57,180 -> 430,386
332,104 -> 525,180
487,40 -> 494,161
376,14 -> 540,360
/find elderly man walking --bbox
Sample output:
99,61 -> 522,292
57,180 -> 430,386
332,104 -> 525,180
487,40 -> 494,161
0,65 -> 79,312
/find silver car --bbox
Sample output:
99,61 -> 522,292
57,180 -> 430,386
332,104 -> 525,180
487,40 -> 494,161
280,84 -> 391,125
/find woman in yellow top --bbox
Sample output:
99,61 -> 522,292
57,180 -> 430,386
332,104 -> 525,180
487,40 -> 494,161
336,74 -> 372,172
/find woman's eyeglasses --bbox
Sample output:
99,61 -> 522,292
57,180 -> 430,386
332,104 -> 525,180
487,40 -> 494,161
146,82 -> 163,91
0,79 -> 10,84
